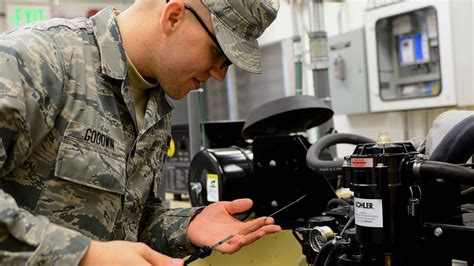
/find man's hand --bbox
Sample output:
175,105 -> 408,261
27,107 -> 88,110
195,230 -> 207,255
187,198 -> 282,254
80,240 -> 183,266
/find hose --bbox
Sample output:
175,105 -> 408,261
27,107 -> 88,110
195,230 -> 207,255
326,198 -> 350,211
414,160 -> 474,186
461,187 -> 474,203
313,239 -> 336,266
306,133 -> 374,175
430,115 -> 474,164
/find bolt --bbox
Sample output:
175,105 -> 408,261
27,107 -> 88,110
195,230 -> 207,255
434,227 -> 443,237
269,160 -> 277,167
190,182 -> 202,194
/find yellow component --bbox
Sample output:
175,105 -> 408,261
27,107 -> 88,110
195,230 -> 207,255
376,131 -> 391,145
167,138 -> 175,157
385,255 -> 392,266
168,195 -> 306,266
191,230 -> 306,266
336,187 -> 353,199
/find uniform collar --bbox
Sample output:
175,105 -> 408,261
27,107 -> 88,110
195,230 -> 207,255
91,7 -> 174,123
90,7 -> 127,80
144,89 -> 174,130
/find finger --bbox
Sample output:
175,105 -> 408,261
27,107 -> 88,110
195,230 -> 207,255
163,258 -> 184,266
238,217 -> 268,234
138,243 -> 161,264
215,237 -> 245,254
216,223 -> 281,254
264,216 -> 275,225
218,225 -> 280,254
239,225 -> 281,245
138,243 -> 183,266
224,198 -> 253,215
256,224 -> 282,235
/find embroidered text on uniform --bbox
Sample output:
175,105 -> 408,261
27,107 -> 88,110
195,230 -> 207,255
84,128 -> 115,151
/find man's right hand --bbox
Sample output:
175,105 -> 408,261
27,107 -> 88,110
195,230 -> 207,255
80,240 -> 183,266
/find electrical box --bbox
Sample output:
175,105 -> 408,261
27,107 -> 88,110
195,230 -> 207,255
328,27 -> 369,115
365,1 -> 473,112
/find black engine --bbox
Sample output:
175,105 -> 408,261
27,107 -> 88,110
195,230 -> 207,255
186,95 -> 474,265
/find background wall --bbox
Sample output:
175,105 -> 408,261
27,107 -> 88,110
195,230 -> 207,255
258,0 -> 472,157
2,1 -> 470,159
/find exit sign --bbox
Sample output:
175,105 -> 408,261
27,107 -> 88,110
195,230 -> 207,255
7,4 -> 51,30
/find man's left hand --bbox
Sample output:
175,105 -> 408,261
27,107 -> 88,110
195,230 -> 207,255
187,198 -> 281,254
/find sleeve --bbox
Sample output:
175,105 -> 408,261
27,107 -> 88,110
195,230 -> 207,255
138,194 -> 204,258
0,29 -> 90,265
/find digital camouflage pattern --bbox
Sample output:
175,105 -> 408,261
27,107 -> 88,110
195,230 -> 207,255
202,0 -> 279,74
0,7 -> 202,265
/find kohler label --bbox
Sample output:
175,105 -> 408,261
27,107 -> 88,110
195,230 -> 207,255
354,197 -> 383,228
356,201 -> 374,209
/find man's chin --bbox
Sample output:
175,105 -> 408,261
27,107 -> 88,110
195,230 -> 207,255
161,86 -> 190,100
166,90 -> 192,100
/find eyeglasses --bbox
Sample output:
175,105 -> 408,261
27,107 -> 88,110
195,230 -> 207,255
165,0 -> 232,69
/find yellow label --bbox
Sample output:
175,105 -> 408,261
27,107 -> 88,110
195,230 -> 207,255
207,174 -> 218,180
167,138 -> 175,157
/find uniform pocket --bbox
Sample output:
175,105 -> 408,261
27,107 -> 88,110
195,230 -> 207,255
35,121 -> 127,240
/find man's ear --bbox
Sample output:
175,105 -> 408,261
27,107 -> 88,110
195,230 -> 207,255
160,0 -> 186,35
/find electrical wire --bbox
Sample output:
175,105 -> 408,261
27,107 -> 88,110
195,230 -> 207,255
340,215 -> 354,237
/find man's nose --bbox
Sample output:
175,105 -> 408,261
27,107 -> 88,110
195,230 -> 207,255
209,63 -> 228,82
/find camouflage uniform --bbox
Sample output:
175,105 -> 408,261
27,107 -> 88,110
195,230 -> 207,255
0,7 -> 201,265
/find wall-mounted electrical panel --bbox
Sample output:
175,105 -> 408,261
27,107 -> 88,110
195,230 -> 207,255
328,27 -> 370,115
365,1 -> 473,112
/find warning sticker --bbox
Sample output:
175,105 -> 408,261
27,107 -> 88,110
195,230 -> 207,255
354,197 -> 383,228
351,158 -> 374,168
206,174 -> 219,202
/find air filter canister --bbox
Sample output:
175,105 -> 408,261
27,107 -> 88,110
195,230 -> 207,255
188,147 -> 253,207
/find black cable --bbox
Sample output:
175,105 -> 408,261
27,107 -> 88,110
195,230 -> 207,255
184,246 -> 212,265
324,241 -> 345,266
313,240 -> 336,266
340,215 -> 354,237
313,214 -> 354,266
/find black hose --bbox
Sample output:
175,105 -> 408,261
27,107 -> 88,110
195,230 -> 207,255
306,133 -> 374,175
461,187 -> 474,203
430,115 -> 474,164
327,198 -> 350,210
417,160 -> 474,186
313,240 -> 336,266
324,241 -> 346,266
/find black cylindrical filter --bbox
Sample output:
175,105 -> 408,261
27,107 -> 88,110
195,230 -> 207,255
188,147 -> 253,207
348,140 -> 418,261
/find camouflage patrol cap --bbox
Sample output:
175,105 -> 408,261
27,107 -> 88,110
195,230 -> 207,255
201,0 -> 280,74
